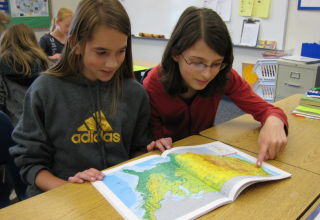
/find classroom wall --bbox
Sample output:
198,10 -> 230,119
35,0 -> 320,75
285,0 -> 320,56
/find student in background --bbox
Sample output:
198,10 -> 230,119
0,11 -> 9,29
39,7 -> 73,60
0,11 -> 26,209
143,6 -> 288,166
9,0 -> 163,198
0,23 -> 51,126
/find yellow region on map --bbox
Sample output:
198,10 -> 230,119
174,153 -> 271,191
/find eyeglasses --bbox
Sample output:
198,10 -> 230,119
180,53 -> 228,71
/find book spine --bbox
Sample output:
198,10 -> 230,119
301,96 -> 320,102
307,89 -> 320,97
300,99 -> 320,107
298,103 -> 320,110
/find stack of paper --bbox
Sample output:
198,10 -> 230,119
281,56 -> 320,64
292,88 -> 320,120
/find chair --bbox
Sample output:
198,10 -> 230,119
0,112 -> 27,208
140,68 -> 152,84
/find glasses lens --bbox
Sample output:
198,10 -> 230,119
191,63 -> 206,71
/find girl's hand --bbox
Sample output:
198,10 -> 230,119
49,53 -> 61,60
68,168 -> 105,183
256,116 -> 287,166
147,137 -> 172,152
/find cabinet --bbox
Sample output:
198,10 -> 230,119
274,60 -> 320,102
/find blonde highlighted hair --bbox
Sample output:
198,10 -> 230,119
50,7 -> 74,32
0,11 -> 9,34
0,23 -> 49,75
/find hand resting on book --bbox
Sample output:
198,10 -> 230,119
147,137 -> 172,152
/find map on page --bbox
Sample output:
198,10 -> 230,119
96,143 -> 284,220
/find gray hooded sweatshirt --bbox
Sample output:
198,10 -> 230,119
9,73 -> 152,198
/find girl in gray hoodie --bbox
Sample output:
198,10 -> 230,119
9,0 -> 171,198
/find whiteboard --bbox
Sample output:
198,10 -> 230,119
120,0 -> 289,50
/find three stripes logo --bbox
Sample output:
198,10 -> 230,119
71,111 -> 121,144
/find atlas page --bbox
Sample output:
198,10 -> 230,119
92,141 -> 291,220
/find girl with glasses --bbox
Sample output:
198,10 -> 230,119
143,6 -> 288,166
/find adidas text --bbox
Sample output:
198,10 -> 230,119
71,131 -> 121,143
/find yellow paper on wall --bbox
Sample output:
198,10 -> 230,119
239,0 -> 254,17
253,0 -> 271,18
242,63 -> 258,90
243,65 -> 257,84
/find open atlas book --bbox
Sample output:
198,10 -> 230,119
92,141 -> 291,220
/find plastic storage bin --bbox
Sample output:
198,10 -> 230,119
252,59 -> 278,80
261,49 -> 294,59
253,80 -> 275,103
252,58 -> 279,103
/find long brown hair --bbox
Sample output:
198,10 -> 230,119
0,23 -> 49,74
50,8 -> 74,32
160,6 -> 234,98
45,0 -> 134,113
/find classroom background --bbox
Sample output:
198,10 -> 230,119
34,0 -> 320,76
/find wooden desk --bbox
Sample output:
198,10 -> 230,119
0,135 -> 320,220
200,94 -> 320,174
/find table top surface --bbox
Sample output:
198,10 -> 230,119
200,94 -> 320,174
1,135 -> 319,220
133,59 -> 158,69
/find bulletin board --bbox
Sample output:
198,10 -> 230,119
120,0 -> 289,50
298,0 -> 320,10
7,0 -> 52,30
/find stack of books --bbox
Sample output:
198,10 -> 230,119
292,88 -> 320,120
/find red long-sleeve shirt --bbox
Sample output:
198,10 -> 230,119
143,64 -> 288,142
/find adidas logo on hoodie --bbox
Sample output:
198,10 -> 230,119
71,111 -> 121,144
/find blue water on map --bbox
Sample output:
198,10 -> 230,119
125,157 -> 170,172
102,175 -> 136,208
